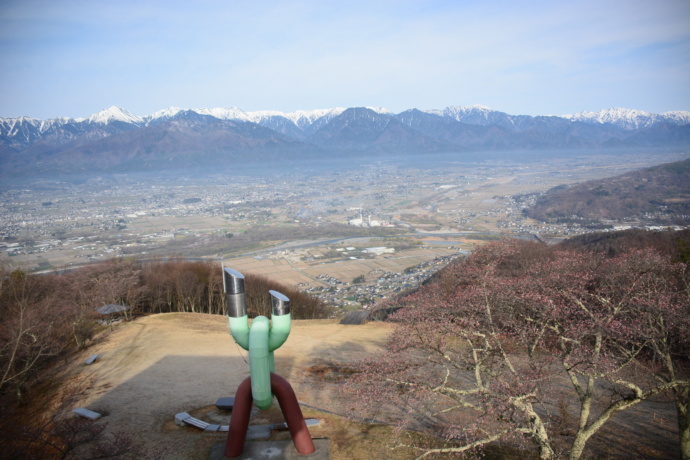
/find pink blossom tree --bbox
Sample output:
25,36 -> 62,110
348,240 -> 690,459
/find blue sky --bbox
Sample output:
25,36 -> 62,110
0,0 -> 688,119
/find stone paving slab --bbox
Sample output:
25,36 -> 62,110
209,439 -> 330,460
73,408 -> 102,420
215,397 -> 235,411
246,424 -> 272,439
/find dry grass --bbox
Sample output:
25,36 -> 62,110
8,313 -> 683,460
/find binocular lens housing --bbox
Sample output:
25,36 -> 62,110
224,268 -> 247,318
270,290 -> 290,316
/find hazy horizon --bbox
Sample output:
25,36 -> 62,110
1,0 -> 689,120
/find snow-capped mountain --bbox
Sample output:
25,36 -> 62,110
240,107 -> 348,137
0,106 -> 146,146
5,104 -> 688,141
86,106 -> 144,125
661,111 -> 690,126
1,104 -> 688,177
140,106 -> 348,138
144,106 -> 186,123
425,105 -> 518,130
0,116 -> 42,144
564,108 -> 690,130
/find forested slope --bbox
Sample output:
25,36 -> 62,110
357,229 -> 690,459
526,158 -> 690,224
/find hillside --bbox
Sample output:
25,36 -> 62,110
558,227 -> 690,258
525,158 -> 690,225
361,236 -> 689,459
4,233 -> 688,459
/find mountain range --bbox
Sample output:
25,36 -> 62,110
1,105 -> 689,176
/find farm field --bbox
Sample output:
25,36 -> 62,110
2,150 -> 686,277
223,246 -> 460,288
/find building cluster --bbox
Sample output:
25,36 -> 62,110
0,175 -> 297,260
347,208 -> 393,227
304,254 -> 461,311
3,153 -> 685,271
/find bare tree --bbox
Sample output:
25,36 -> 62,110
0,269 -> 70,400
349,240 -> 690,459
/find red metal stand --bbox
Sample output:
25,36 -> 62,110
224,373 -> 316,458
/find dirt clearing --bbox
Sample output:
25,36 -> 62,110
55,313 -> 682,459
64,313 -> 392,459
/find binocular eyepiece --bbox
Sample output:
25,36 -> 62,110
224,267 -> 290,317
224,267 -> 246,318
269,290 -> 290,316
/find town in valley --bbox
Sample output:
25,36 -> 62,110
1,149 -> 687,313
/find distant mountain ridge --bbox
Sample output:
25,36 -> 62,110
525,158 -> 690,225
1,105 -> 689,176
563,108 -> 690,130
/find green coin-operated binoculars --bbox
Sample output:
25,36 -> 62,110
223,267 -> 315,458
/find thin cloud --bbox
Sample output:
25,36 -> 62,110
0,0 -> 688,118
